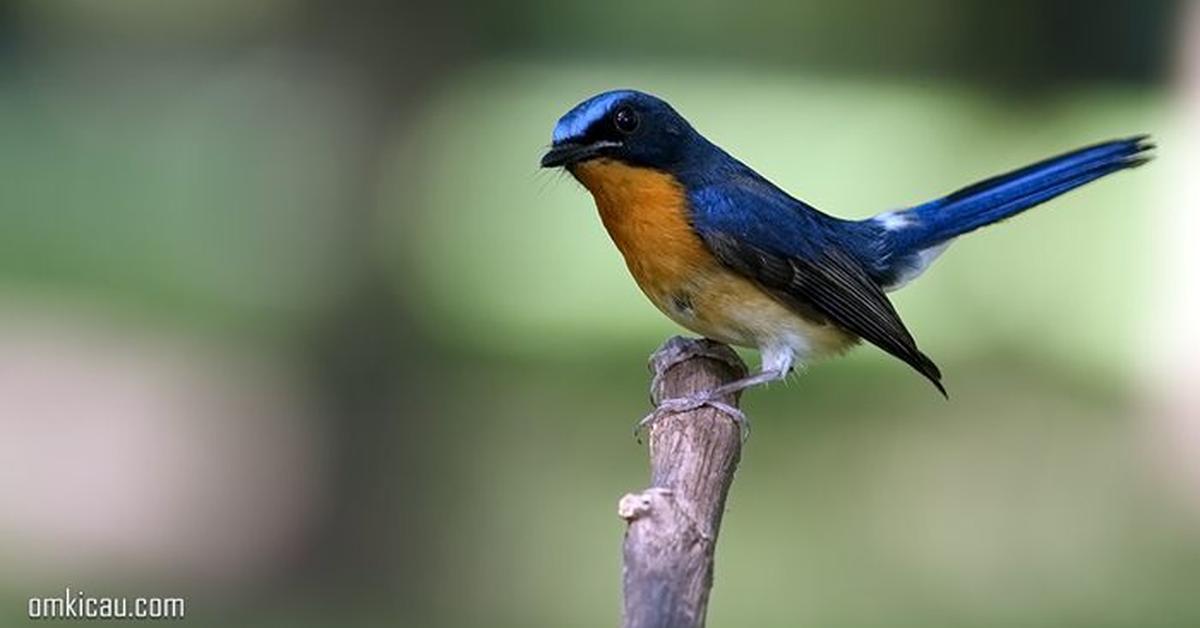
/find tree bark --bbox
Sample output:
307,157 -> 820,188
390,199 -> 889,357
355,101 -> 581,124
619,336 -> 749,628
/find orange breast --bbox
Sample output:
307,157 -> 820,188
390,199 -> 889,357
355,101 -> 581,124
571,159 -> 854,355
572,159 -> 712,299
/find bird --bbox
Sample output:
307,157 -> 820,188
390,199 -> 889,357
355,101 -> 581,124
540,89 -> 1151,430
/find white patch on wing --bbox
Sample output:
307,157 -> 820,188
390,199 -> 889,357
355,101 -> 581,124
874,211 -> 914,231
883,240 -> 953,291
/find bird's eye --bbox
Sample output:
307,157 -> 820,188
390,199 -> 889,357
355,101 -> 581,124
613,106 -> 639,134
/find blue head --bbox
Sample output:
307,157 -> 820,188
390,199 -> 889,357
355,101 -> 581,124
540,90 -> 710,173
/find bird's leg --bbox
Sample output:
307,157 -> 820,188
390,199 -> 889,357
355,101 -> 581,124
637,367 -> 787,442
707,368 -> 787,398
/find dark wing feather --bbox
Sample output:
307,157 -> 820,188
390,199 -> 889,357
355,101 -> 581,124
703,231 -> 947,396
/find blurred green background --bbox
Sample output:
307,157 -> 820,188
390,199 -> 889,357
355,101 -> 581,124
1,1 -> 1198,626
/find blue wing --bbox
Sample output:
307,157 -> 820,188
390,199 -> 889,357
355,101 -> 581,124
687,170 -> 945,395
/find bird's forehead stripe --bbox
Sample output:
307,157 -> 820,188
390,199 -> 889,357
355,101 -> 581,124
552,90 -> 636,144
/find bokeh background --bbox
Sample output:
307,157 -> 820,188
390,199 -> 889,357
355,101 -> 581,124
1,1 -> 1198,626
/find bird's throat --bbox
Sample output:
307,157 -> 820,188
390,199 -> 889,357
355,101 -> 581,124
571,159 -> 711,295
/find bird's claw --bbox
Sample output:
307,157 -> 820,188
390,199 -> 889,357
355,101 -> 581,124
634,392 -> 750,443
648,337 -> 746,405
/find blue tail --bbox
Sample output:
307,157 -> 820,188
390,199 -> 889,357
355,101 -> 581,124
892,136 -> 1152,252
871,136 -> 1153,289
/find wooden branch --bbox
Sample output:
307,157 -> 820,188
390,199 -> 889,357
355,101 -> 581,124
619,336 -> 749,628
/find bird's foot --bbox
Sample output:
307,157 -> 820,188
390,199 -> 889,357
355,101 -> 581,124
648,337 -> 747,404
634,391 -> 750,443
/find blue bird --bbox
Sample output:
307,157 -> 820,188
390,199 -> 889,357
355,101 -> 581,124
540,89 -> 1152,428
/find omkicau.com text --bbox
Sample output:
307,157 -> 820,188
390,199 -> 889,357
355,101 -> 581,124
28,588 -> 184,620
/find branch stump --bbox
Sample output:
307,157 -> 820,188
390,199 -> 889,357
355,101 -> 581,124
619,336 -> 749,628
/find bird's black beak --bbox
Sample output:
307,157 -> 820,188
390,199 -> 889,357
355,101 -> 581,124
540,140 -> 620,168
